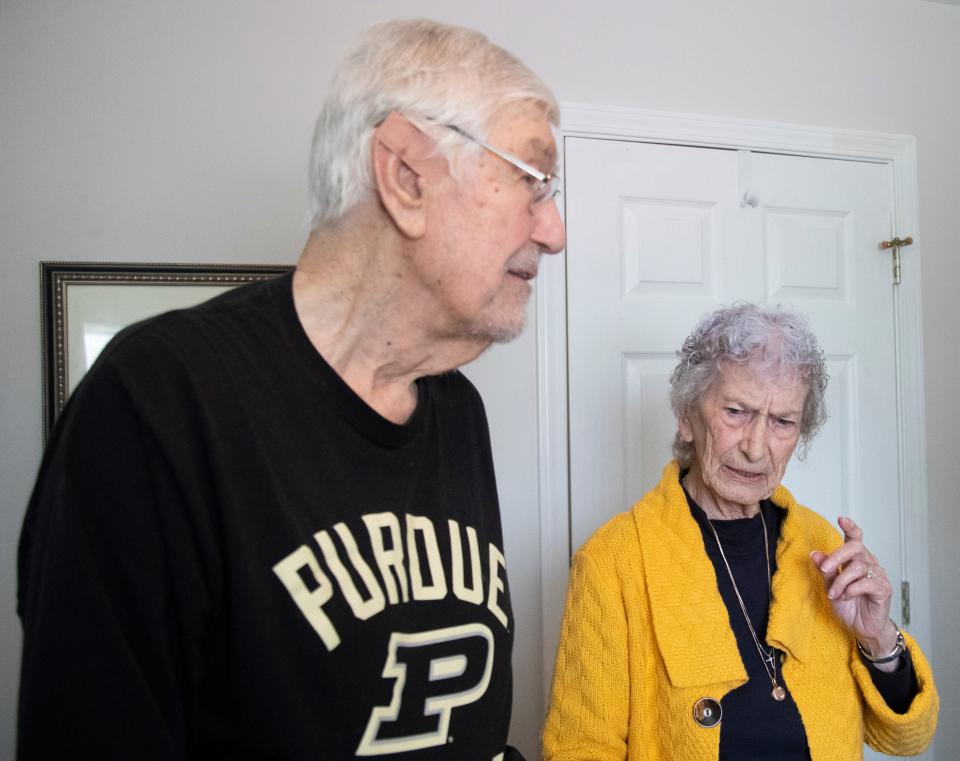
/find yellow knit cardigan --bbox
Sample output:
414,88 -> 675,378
543,461 -> 938,761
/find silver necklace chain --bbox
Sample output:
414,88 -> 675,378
706,508 -> 788,702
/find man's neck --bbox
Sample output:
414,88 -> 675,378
293,221 -> 490,424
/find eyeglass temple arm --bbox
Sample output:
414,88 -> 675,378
446,124 -> 549,182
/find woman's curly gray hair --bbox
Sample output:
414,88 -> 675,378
669,303 -> 828,468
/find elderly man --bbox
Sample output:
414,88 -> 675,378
17,19 -> 564,760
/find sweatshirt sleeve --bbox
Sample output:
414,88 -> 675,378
863,647 -> 916,714
17,363 -> 215,760
542,545 -> 630,761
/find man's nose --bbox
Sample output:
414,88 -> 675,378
532,198 -> 566,254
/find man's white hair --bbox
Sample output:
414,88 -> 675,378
307,18 -> 559,229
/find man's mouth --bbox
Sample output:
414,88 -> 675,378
506,250 -> 540,282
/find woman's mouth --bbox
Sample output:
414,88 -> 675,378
725,465 -> 764,481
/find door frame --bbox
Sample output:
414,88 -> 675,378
536,103 -> 930,705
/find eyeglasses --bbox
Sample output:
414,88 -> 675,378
445,124 -> 561,209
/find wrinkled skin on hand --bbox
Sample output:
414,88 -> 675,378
810,516 -> 899,671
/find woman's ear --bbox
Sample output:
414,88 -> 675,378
678,414 -> 695,443
371,112 -> 448,239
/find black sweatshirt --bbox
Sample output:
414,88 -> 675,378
19,273 -> 518,760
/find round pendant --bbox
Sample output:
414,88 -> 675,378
772,685 -> 787,701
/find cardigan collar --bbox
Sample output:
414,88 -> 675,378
632,462 -> 815,688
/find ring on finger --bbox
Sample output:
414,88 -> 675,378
865,564 -> 875,579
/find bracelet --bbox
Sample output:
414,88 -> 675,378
857,626 -> 905,664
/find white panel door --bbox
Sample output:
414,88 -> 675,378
753,151 -> 900,583
565,138 -> 902,625
565,138 -> 743,548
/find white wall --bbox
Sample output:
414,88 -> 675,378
916,4 -> 960,760
1,1 -> 957,758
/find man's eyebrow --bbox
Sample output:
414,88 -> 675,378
524,137 -> 559,172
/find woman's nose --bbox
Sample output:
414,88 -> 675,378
740,416 -> 767,460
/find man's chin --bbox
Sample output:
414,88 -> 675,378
487,308 -> 528,344
463,299 -> 530,344
447,299 -> 530,346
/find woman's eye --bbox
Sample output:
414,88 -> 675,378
725,408 -> 744,417
774,417 -> 795,427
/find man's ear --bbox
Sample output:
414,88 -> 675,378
371,112 -> 449,239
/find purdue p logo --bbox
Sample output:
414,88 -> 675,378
356,623 -> 494,755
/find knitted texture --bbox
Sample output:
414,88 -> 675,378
543,461 -> 938,761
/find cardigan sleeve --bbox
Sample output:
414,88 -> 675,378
854,629 -> 939,755
543,545 -> 631,761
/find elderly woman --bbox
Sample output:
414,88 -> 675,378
543,304 -> 938,760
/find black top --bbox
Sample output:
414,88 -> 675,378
19,273 -> 516,760
683,481 -> 916,760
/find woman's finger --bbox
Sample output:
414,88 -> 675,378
838,515 -> 863,543
819,541 -> 868,574
839,575 -> 893,606
828,558 -> 872,599
831,560 -> 892,601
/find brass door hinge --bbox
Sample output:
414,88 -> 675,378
880,236 -> 914,285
